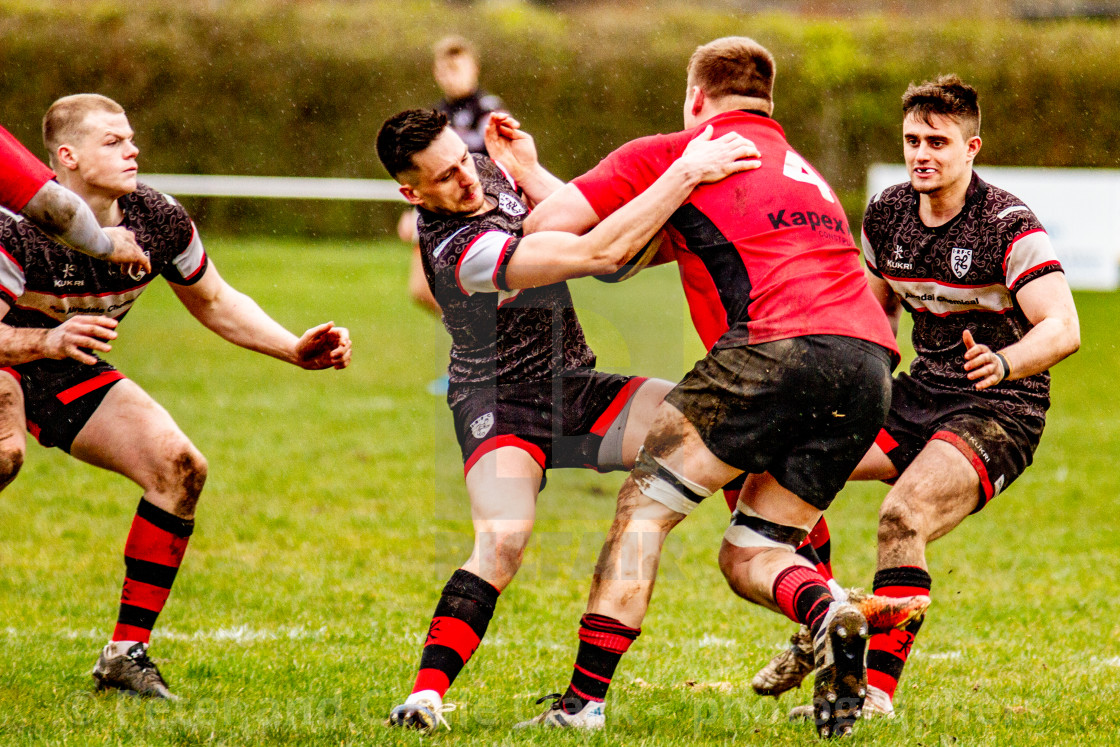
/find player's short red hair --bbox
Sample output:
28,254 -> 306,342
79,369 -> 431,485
42,94 -> 125,166
687,37 -> 775,107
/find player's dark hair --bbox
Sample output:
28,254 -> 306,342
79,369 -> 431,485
376,109 -> 449,179
902,74 -> 981,139
688,37 -> 775,107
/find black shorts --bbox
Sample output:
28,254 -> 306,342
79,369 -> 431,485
875,373 -> 1044,512
665,335 -> 893,511
3,358 -> 125,452
449,370 -> 646,476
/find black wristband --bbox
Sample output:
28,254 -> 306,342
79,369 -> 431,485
994,352 -> 1012,381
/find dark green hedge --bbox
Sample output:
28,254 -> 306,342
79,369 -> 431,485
2,1 -> 1118,236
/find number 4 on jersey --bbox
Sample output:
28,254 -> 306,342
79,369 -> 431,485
783,150 -> 835,203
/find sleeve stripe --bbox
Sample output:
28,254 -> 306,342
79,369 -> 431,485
172,223 -> 206,280
997,205 -> 1029,220
860,229 -> 878,269
1004,228 -> 1059,288
455,230 -> 513,296
1009,260 -> 1062,291
491,237 -> 516,292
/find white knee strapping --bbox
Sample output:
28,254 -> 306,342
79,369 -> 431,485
723,504 -> 813,551
633,448 -> 713,517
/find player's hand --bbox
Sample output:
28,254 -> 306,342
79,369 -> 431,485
42,315 -> 118,365
294,322 -> 352,370
104,227 -> 151,278
680,125 -> 762,183
484,112 -> 539,178
962,329 -> 1009,390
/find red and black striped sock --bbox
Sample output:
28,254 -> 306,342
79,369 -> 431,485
806,516 -> 833,580
411,569 -> 500,699
560,613 -> 640,712
773,565 -> 835,637
113,498 -> 194,643
867,566 -> 931,700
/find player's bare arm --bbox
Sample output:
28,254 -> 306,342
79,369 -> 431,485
20,181 -> 151,274
0,299 -> 118,366
169,261 -> 351,370
963,271 -> 1079,390
864,269 -> 904,338
522,182 -> 601,236
483,113 -> 565,208
504,126 -> 760,289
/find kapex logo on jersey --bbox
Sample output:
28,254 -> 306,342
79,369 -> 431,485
470,412 -> 495,439
951,247 -> 972,279
498,193 -> 526,217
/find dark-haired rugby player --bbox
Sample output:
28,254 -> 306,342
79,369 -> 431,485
376,106 -> 759,731
0,94 -> 351,699
755,74 -> 1080,720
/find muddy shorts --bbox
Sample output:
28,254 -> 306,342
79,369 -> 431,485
665,335 -> 893,510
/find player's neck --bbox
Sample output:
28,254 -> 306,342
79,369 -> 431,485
56,178 -> 125,227
918,178 -> 969,228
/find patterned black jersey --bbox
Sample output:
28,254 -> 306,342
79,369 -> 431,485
862,172 -> 1062,419
0,182 -> 208,332
436,90 -> 504,154
417,154 -> 595,398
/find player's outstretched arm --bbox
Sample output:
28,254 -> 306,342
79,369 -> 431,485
484,113 -> 565,208
503,126 -> 760,290
522,182 -> 601,236
962,272 -> 1080,390
864,270 -> 903,338
170,261 -> 351,370
20,181 -> 151,274
0,299 -> 118,366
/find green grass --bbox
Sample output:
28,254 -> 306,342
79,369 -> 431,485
0,237 -> 1117,745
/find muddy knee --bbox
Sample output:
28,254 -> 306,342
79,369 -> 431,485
156,441 -> 208,516
877,494 -> 920,549
0,446 -> 24,490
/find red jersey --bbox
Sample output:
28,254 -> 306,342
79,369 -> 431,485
573,110 -> 897,358
0,125 -> 54,213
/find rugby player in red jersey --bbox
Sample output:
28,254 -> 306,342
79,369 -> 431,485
0,94 -> 351,699
1,123 -> 149,273
376,107 -> 759,732
754,75 -> 1080,720
520,37 -> 928,738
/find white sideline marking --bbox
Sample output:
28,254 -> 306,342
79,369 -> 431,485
925,651 -> 963,660
5,626 -> 330,644
1103,657 -> 1120,667
696,634 -> 736,648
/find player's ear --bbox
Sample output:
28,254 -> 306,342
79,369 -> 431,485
399,184 -> 424,207
55,144 -> 79,172
966,135 -> 982,161
690,87 -> 706,116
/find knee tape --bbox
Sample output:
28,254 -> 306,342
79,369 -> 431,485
633,447 -> 713,516
723,505 -> 812,551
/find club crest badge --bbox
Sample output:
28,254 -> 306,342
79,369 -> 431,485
470,412 -> 495,439
498,193 -> 526,217
950,247 -> 972,279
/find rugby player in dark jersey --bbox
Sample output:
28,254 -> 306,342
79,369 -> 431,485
1,123 -> 148,272
0,94 -> 352,699
754,74 -> 1081,721
522,37 -> 930,737
375,107 -> 759,732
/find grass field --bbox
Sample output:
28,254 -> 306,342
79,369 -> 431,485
0,237 -> 1116,746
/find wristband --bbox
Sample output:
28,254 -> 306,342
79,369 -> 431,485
994,352 -> 1012,382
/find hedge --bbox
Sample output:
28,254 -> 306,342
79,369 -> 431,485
2,1 -> 1118,236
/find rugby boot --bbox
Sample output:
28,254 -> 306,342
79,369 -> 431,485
387,696 -> 457,732
848,589 -> 930,634
514,693 -> 606,730
811,602 -> 868,738
92,641 -> 178,700
751,626 -> 814,697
